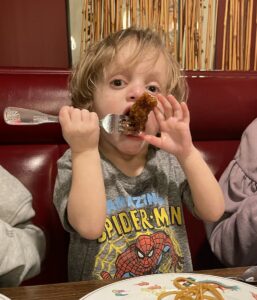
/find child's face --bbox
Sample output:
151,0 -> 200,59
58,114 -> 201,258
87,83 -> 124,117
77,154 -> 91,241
93,41 -> 169,156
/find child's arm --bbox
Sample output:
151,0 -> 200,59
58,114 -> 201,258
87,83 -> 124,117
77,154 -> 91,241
177,145 -> 224,221
59,106 -> 106,239
141,95 -> 224,222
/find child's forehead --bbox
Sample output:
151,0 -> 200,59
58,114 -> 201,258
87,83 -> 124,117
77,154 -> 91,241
116,40 -> 159,61
105,42 -> 165,74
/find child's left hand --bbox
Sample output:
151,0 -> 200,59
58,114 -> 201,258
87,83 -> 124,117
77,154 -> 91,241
141,94 -> 193,160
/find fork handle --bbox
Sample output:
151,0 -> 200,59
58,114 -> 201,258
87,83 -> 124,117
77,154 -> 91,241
4,107 -> 59,125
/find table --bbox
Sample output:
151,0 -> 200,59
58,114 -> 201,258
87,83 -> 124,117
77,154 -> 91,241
0,267 -> 253,300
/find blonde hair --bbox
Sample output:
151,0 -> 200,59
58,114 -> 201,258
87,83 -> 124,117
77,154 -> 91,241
70,27 -> 188,110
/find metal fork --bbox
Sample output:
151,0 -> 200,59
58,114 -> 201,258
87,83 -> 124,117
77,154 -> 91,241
228,266 -> 257,284
3,107 -> 137,135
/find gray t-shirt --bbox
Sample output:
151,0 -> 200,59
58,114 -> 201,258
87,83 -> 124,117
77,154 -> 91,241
54,146 -> 194,281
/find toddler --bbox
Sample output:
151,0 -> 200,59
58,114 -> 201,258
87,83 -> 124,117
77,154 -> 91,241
54,27 -> 224,281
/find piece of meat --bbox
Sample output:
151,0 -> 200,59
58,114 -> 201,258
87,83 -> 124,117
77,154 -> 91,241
128,92 -> 158,132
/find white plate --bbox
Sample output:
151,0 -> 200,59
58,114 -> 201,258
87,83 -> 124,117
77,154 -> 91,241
0,294 -> 10,300
80,273 -> 257,299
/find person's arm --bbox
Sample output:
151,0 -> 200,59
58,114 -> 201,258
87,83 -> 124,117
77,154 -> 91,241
0,221 -> 45,287
206,118 -> 257,266
0,166 -> 45,287
58,106 -> 106,240
141,94 -> 224,222
206,195 -> 257,266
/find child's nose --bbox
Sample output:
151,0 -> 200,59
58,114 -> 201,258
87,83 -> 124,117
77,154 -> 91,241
127,86 -> 145,102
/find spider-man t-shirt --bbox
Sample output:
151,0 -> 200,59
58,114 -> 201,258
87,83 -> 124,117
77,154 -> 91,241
54,147 -> 195,282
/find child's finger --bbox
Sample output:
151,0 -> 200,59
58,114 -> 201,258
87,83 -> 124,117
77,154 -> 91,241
88,111 -> 99,128
153,106 -> 165,123
167,95 -> 183,119
140,133 -> 162,148
81,109 -> 90,122
181,102 -> 190,123
157,94 -> 173,119
89,111 -> 99,123
70,108 -> 83,124
59,106 -> 72,124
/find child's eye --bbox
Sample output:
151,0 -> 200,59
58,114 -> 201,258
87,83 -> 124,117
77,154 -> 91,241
110,79 -> 125,88
147,85 -> 160,94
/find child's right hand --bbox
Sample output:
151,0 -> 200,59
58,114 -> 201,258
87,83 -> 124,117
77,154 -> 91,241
59,106 -> 100,154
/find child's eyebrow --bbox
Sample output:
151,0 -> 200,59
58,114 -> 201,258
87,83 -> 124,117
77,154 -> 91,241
147,71 -> 163,79
105,65 -> 129,78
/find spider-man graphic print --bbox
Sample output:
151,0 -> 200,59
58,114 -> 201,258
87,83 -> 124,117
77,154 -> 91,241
92,191 -> 190,279
101,231 -> 183,279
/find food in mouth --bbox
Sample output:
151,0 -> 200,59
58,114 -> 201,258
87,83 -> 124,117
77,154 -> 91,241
127,92 -> 158,133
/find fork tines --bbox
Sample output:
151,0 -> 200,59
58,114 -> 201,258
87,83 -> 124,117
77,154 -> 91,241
119,118 -> 139,135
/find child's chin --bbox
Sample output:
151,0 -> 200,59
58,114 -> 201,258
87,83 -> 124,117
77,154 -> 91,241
119,141 -> 147,153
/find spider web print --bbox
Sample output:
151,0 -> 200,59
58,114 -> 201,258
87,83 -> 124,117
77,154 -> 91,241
93,227 -> 183,278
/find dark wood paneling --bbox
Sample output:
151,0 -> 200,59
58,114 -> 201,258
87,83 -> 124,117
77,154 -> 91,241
0,0 -> 70,68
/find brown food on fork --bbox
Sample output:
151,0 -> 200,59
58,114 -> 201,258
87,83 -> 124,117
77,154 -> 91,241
127,92 -> 158,133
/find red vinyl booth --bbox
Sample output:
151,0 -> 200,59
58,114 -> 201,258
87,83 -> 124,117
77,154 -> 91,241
0,68 -> 256,285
